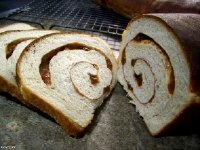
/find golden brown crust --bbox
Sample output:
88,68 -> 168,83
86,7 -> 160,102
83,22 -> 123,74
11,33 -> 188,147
93,0 -> 200,18
0,76 -> 20,98
0,75 -> 33,107
19,85 -> 85,137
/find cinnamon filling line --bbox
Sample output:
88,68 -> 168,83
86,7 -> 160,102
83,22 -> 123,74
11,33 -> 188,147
39,43 -> 113,90
88,64 -> 99,85
131,59 -> 143,87
103,85 -> 110,95
6,38 -> 34,59
121,33 -> 175,99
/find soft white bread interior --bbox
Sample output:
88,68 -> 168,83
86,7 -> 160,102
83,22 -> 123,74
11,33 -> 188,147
0,23 -> 36,33
16,33 -> 117,137
117,14 -> 200,136
0,30 -> 59,100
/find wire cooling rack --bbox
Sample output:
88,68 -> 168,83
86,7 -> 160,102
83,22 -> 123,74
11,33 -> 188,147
0,0 -> 130,51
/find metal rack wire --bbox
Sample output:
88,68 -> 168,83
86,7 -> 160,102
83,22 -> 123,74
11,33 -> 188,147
1,0 -> 130,51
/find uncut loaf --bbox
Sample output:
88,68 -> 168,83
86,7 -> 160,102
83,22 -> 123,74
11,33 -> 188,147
16,33 -> 117,137
93,0 -> 200,18
0,29 -> 59,102
117,14 -> 200,135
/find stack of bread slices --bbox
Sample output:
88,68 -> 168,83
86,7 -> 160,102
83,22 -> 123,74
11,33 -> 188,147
0,23 -> 117,137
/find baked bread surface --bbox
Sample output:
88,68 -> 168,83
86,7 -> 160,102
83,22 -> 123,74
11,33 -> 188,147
117,14 -> 200,135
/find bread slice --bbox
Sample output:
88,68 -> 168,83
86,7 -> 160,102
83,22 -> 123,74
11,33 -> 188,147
0,23 -> 36,94
117,14 -> 200,136
0,23 -> 36,33
0,30 -> 59,101
16,33 -> 117,137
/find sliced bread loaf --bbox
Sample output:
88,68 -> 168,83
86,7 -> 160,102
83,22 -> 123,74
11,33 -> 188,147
117,14 -> 200,136
16,33 -> 117,137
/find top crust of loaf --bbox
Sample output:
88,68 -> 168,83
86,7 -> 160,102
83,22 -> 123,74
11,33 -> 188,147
93,0 -> 200,18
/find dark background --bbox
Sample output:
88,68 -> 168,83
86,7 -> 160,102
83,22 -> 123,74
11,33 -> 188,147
0,0 -> 30,13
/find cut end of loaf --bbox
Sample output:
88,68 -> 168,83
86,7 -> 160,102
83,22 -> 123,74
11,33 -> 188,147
118,14 -> 200,136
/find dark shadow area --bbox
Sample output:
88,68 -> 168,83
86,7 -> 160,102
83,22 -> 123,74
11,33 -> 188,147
84,87 -> 114,137
0,87 -> 114,139
0,92 -> 56,123
0,0 -> 30,13
158,104 -> 200,137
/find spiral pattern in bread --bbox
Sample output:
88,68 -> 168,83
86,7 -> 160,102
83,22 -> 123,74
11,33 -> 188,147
17,33 -> 117,136
118,14 -> 200,135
